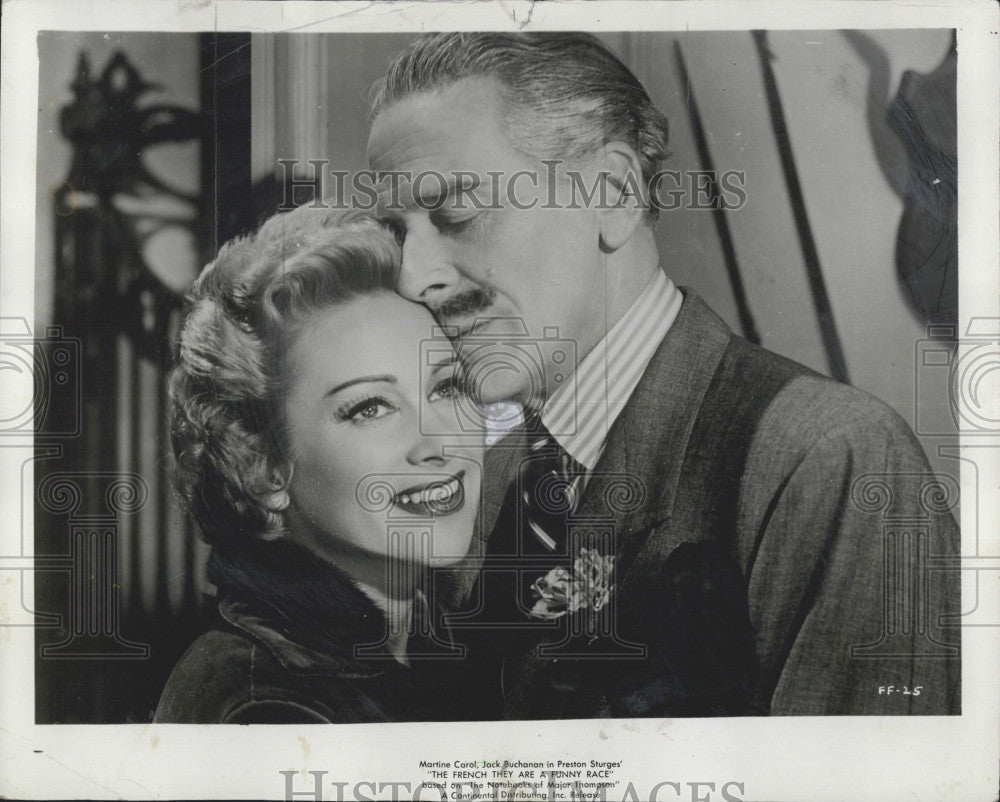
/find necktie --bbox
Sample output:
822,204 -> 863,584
518,415 -> 585,556
477,416 -> 586,625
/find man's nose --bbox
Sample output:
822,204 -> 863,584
397,223 -> 456,304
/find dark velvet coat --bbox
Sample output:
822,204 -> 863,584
155,540 -> 469,724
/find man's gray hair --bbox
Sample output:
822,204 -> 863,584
369,32 -> 671,221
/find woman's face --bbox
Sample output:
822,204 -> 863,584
282,291 -> 483,572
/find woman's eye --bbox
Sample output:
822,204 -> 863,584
428,377 -> 464,402
338,397 -> 397,424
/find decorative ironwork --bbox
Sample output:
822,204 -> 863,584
54,51 -> 205,366
58,51 -> 202,205
36,47 -> 212,722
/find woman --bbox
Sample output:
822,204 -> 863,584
155,206 -> 484,723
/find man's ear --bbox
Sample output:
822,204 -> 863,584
597,141 -> 648,252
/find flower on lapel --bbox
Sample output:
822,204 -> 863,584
529,548 -> 615,620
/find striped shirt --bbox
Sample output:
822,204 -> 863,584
541,268 -> 682,472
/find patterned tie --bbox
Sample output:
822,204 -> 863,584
479,416 -> 587,624
518,415 -> 586,556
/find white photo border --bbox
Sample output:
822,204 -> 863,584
1,2 -> 997,800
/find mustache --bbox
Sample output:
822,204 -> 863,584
430,287 -> 497,320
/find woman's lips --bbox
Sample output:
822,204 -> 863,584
392,470 -> 466,516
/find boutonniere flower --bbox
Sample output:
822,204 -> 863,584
529,548 -> 615,621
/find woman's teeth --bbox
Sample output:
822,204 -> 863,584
397,477 -> 461,507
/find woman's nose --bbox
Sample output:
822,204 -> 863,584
405,431 -> 448,467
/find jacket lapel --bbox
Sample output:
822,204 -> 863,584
443,426 -> 528,607
480,431 -> 527,540
572,290 -> 734,581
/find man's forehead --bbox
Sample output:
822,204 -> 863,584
366,78 -> 540,213
366,76 -> 508,168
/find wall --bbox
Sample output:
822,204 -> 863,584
640,29 -> 957,478
636,29 -> 954,435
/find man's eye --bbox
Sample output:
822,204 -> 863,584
431,212 -> 476,235
428,377 -> 464,402
337,396 -> 397,424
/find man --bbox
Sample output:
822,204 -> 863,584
366,33 -> 960,716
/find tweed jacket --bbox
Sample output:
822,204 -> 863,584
454,290 -> 960,718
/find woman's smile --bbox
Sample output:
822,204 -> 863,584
392,469 -> 466,516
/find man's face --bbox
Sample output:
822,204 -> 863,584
367,77 -> 609,408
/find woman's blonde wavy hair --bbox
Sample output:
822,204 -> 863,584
168,206 -> 400,548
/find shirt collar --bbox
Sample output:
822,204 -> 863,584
540,269 -> 682,471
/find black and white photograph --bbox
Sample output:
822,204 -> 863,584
1,1 -> 997,800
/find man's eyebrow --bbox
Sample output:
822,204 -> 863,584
414,178 -> 459,209
377,178 -> 464,210
324,375 -> 396,397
